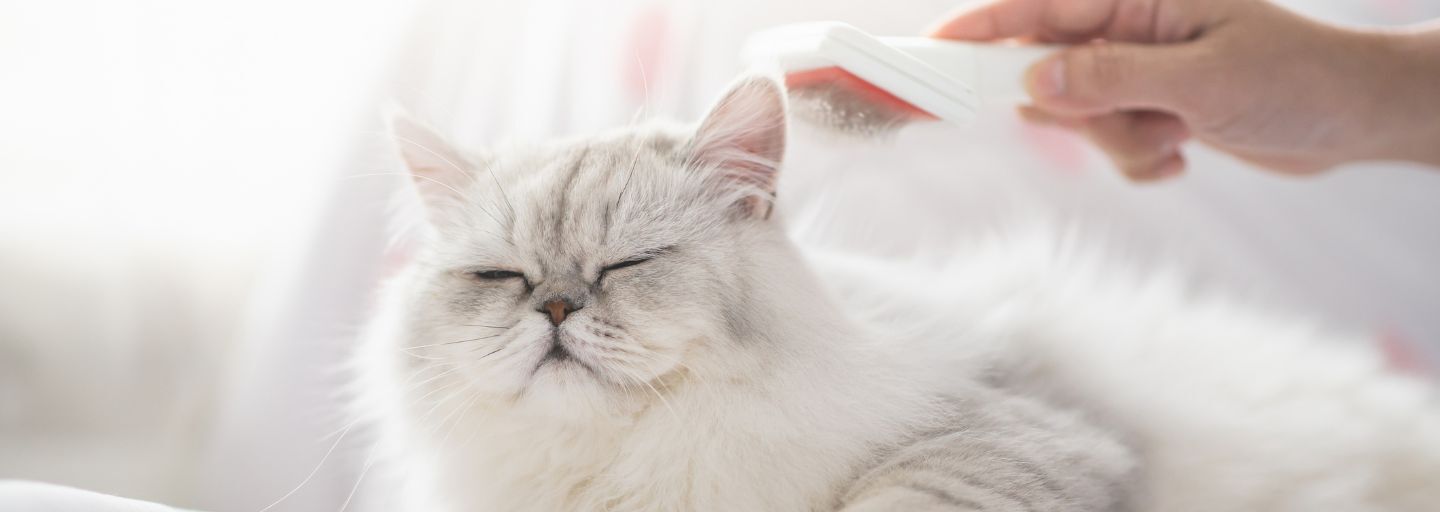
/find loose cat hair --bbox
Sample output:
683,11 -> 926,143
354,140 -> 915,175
355,76 -> 1440,511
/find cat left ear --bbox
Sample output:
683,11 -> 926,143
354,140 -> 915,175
386,108 -> 473,206
688,75 -> 787,220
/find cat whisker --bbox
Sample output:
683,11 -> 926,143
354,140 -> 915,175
637,378 -> 682,426
435,391 -> 483,449
631,50 -> 653,126
477,160 -> 517,225
416,380 -> 474,429
353,128 -> 484,193
615,366 -> 681,426
408,373 -> 468,407
404,333 -> 505,351
596,343 -> 702,389
401,348 -> 450,361
653,354 -> 704,385
461,322 -> 515,329
394,358 -> 463,387
570,332 -> 699,387
576,334 -> 644,356
317,416 -> 367,444
336,443 -> 382,512
407,365 -> 467,394
614,143 -> 642,213
629,104 -> 647,126
257,422 -> 356,512
474,344 -> 508,361
399,368 -> 475,434
390,135 -> 482,187
395,135 -> 512,229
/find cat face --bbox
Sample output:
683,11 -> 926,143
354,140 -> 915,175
391,77 -> 787,414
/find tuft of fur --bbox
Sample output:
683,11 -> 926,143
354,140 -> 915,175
355,76 -> 1440,511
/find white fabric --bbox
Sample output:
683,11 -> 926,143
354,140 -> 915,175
0,481 -> 184,512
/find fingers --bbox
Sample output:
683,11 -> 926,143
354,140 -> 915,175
1085,111 -> 1190,180
1025,42 -> 1204,116
927,0 -> 1043,41
1023,108 -> 1191,181
927,0 -> 1119,42
1017,105 -> 1080,129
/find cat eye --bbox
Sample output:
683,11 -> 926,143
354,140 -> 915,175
473,269 -> 524,280
597,256 -> 654,283
603,257 -> 652,272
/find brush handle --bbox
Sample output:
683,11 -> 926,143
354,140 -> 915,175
878,37 -> 1061,106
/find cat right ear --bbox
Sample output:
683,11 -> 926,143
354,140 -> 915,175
386,108 -> 472,206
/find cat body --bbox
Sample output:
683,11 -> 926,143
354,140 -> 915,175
813,235 -> 1440,511
355,126 -> 1129,510
355,76 -> 1439,511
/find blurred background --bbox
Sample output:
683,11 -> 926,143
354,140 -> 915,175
2,0 -> 1438,510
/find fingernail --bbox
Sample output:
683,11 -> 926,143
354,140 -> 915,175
1030,58 -> 1066,98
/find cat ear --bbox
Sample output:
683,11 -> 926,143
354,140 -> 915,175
387,108 -> 473,205
688,75 -> 787,220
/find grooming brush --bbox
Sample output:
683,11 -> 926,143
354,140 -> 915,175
743,22 -> 1060,136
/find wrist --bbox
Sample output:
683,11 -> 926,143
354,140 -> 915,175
1234,4 -> 1440,171
1364,25 -> 1440,167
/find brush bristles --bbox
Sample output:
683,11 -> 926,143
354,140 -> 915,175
788,86 -> 910,138
783,67 -> 938,138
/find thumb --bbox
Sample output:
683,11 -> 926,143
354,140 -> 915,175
1027,42 -> 1203,116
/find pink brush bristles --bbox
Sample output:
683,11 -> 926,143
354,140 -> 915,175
784,66 -> 938,137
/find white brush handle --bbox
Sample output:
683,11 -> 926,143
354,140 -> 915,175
878,37 -> 1061,106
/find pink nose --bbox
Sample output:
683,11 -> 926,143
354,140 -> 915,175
542,299 -> 579,326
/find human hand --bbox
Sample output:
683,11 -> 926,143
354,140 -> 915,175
930,0 -> 1440,180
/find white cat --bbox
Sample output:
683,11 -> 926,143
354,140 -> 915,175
354,76 -> 1440,511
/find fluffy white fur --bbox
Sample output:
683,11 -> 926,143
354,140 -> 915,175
354,76 -> 1440,511
811,229 -> 1440,511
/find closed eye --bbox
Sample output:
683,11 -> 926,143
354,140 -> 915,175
474,269 -> 524,280
603,257 -> 651,272
597,255 -> 656,283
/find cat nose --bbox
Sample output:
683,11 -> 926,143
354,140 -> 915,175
540,298 -> 581,326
